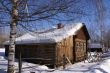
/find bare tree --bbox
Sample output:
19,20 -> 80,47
0,0 -> 87,73
92,0 -> 105,49
0,27 -> 3,47
0,25 -> 9,48
103,29 -> 110,50
7,0 -> 18,73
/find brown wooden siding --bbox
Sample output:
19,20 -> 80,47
76,27 -> 87,40
75,39 -> 86,61
56,36 -> 74,66
5,44 -> 56,66
75,27 -> 87,62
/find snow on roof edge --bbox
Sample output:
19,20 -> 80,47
4,23 -> 84,44
89,43 -> 102,48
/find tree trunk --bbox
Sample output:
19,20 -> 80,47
7,0 -> 18,73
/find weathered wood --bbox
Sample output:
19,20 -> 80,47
74,26 -> 87,62
5,25 -> 90,68
66,56 -> 72,65
56,36 -> 73,66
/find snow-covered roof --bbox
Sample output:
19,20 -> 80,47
5,23 -> 85,44
89,43 -> 102,48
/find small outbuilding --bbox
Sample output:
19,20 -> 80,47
5,23 -> 90,68
89,43 -> 102,52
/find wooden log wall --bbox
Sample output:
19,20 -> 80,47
75,39 -> 86,62
5,44 -> 56,67
74,26 -> 88,62
56,36 -> 74,66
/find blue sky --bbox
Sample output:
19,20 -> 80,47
2,0 -> 110,38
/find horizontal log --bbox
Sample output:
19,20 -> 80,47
22,58 -> 53,60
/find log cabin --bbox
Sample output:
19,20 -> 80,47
5,23 -> 90,68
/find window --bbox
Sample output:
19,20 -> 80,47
83,43 -> 86,51
76,42 -> 79,51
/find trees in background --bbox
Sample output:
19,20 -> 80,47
0,27 -> 8,47
103,29 -> 110,48
0,35 -> 8,47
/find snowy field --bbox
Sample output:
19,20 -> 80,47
0,48 -> 110,73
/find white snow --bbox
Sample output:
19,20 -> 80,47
0,48 -> 5,56
0,48 -> 5,52
5,23 -> 84,44
0,49 -> 110,73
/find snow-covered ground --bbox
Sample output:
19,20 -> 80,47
0,49 -> 110,73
